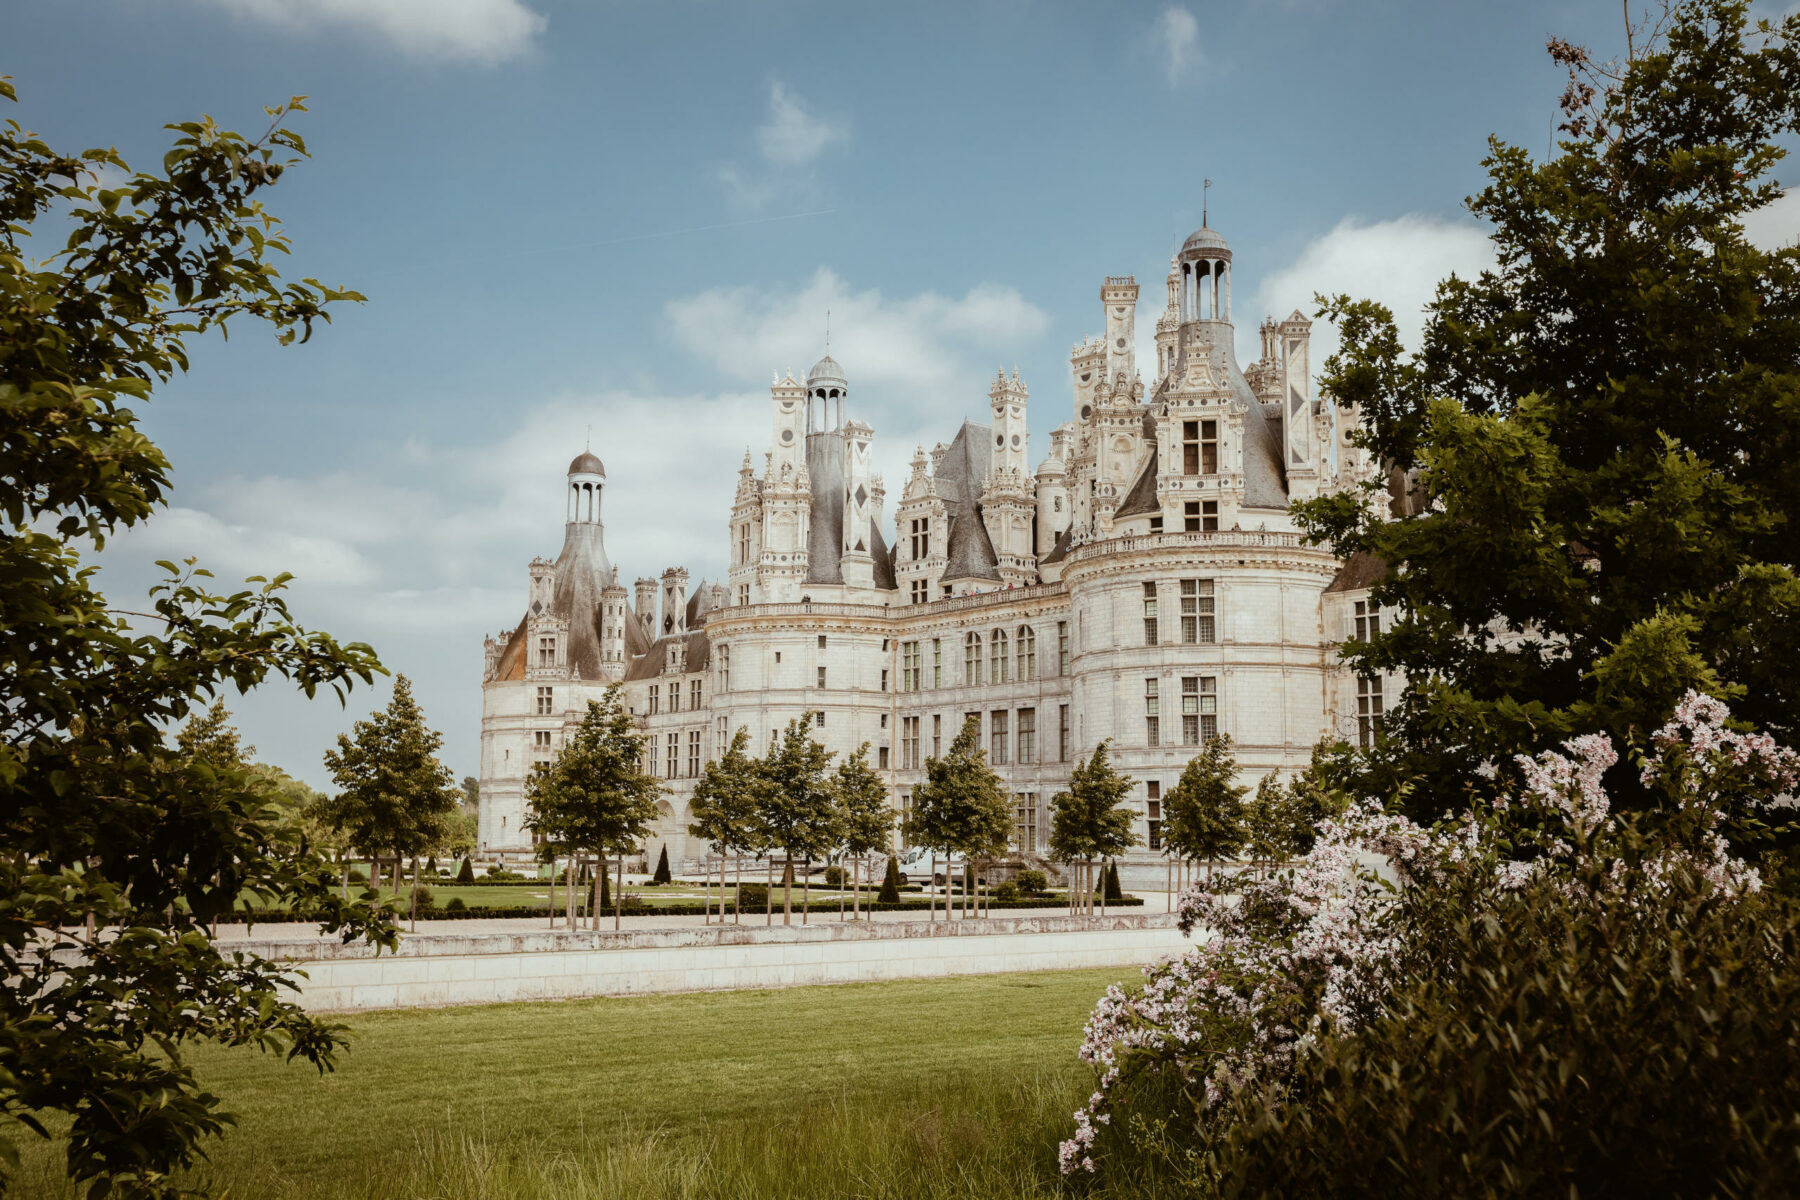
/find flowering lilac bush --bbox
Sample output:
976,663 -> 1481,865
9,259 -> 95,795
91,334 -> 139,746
1060,691 -> 1800,1185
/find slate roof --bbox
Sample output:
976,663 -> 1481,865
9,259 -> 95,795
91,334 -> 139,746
804,431 -> 845,585
1324,550 -> 1388,594
1115,445 -> 1161,518
935,421 -> 1002,583
549,521 -> 616,680
622,629 -> 712,682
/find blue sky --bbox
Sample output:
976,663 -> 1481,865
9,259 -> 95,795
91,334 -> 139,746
8,0 -> 1797,788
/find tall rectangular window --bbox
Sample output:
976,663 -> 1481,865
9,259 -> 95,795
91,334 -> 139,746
688,730 -> 701,777
665,732 -> 679,779
1183,419 -> 1200,475
718,645 -> 729,691
669,684 -> 680,713
537,636 -> 556,668
1015,792 -> 1038,853
1358,675 -> 1385,748
910,516 -> 931,560
1147,781 -> 1163,851
1354,599 -> 1381,642
1182,676 -> 1201,745
1058,621 -> 1070,675
1143,582 -> 1159,646
1184,500 -> 1201,532
932,713 -> 942,759
533,729 -> 552,759
1144,678 -> 1160,747
648,685 -> 659,715
965,633 -> 983,686
881,668 -> 889,692
911,579 -> 929,604
738,523 -> 750,563
818,665 -> 828,688
1059,704 -> 1070,762
1202,419 -> 1219,474
902,715 -> 920,768
1017,707 -> 1036,764
1203,500 -> 1218,531
932,638 -> 943,688
1017,625 -> 1036,680
879,746 -> 890,769
1200,676 -> 1218,741
990,629 -> 1009,684
736,583 -> 750,606
1181,579 -> 1215,644
536,686 -> 554,715
691,678 -> 702,709
902,641 -> 921,691
990,709 -> 1010,766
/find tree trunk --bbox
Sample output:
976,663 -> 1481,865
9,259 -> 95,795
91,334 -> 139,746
929,852 -> 937,923
803,854 -> 811,925
736,854 -> 744,925
782,856 -> 793,926
614,854 -> 622,930
409,855 -> 419,932
766,856 -> 773,927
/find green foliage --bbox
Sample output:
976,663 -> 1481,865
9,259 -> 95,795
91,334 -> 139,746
599,864 -> 611,911
1015,869 -> 1048,895
412,886 -> 434,911
1217,862 -> 1800,1197
1296,0 -> 1800,818
994,880 -> 1020,904
525,687 -> 664,863
1048,739 -> 1140,865
906,716 -> 1014,863
687,727 -> 764,857
877,858 -> 901,905
1103,863 -> 1122,902
651,846 -> 671,885
1163,735 -> 1249,867
443,896 -> 466,913
454,857 -> 474,885
823,865 -> 847,887
318,675 -> 461,865
833,742 -> 894,859
756,715 -> 841,862
735,882 -> 768,911
0,80 -> 386,1199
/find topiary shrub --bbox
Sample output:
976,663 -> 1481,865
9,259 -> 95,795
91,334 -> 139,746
994,881 -> 1020,904
736,882 -> 768,912
652,845 -> 672,884
1016,868 -> 1048,895
444,896 -> 467,912
823,865 -> 847,888
878,857 -> 901,904
411,885 -> 435,910
1104,862 -> 1123,901
347,868 -> 367,884
455,857 -> 475,885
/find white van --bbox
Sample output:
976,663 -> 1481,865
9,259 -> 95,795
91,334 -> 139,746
897,846 -> 974,888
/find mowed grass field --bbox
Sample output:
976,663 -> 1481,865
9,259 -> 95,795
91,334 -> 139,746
16,967 -> 1159,1200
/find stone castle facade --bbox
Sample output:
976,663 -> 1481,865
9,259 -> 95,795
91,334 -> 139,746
478,224 -> 1387,866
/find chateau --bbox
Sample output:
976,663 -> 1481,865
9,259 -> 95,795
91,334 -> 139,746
477,224 -> 1385,868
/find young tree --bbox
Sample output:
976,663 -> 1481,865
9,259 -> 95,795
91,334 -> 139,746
756,715 -> 841,925
878,855 -> 902,905
907,716 -> 1012,919
1050,740 -> 1139,916
1244,774 -> 1291,879
1297,0 -> 1800,820
688,727 -> 761,924
651,845 -> 672,885
834,742 -> 895,919
0,84 -> 385,1197
524,688 -> 663,930
319,675 -> 461,927
1163,735 -> 1250,894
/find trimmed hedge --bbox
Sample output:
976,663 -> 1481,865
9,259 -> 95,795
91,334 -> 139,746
230,894 -> 1143,924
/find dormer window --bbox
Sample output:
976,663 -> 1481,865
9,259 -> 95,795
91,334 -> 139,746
1183,420 -> 1218,475
537,636 -> 556,668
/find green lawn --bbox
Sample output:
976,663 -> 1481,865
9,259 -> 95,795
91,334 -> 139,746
17,967 -> 1152,1199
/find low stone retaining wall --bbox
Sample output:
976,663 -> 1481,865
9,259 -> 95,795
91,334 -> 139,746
257,914 -> 1195,1012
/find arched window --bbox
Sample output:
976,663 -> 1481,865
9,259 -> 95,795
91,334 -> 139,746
964,632 -> 983,687
1017,625 -> 1036,681
990,628 -> 1009,684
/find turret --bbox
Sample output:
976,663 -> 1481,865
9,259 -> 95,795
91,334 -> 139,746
600,581 -> 628,676
660,567 -> 689,637
634,577 -> 658,634
1101,276 -> 1138,382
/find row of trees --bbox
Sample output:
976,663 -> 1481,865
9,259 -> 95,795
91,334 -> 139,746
687,713 -> 892,924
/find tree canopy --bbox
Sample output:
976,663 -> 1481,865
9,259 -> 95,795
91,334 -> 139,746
834,741 -> 895,860
688,726 -> 763,857
524,687 -> 663,862
1296,0 -> 1800,819
1162,735 -> 1249,869
1049,739 -> 1139,866
318,675 -> 460,872
905,715 -> 1012,863
0,82 -> 383,1198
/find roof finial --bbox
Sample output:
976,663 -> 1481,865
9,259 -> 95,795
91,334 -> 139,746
1203,178 -> 1212,228
585,423 -> 591,451
825,308 -> 830,355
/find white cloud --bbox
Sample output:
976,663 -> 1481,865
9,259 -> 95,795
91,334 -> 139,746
1153,6 -> 1201,85
756,82 -> 849,167
1743,186 -> 1800,251
193,0 -> 546,64
1241,214 -> 1497,369
716,81 -> 849,213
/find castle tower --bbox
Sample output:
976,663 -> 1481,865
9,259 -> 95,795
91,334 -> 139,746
1280,310 -> 1320,499
759,369 -> 812,602
895,446 -> 946,604
660,567 -> 689,637
727,448 -> 762,608
634,577 -> 658,634
600,580 -> 628,677
1034,424 -> 1072,556
1101,276 -> 1139,382
982,368 -> 1036,585
841,417 -> 877,590
567,450 -> 605,525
